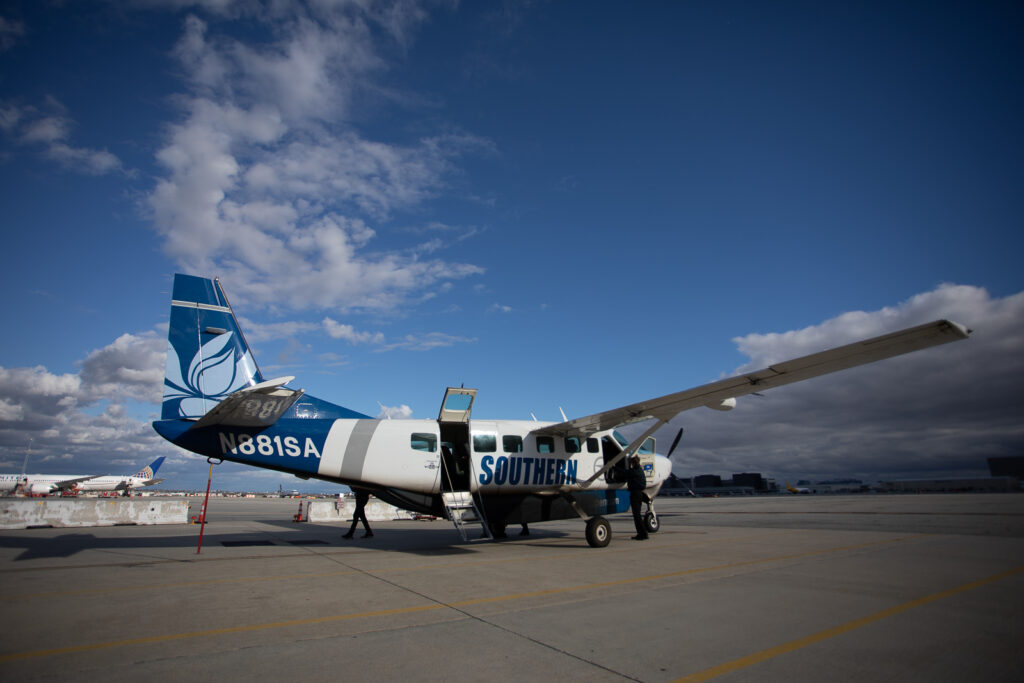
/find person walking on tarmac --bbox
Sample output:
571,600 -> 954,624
627,455 -> 649,540
342,488 -> 373,539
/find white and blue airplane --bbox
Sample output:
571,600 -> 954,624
152,274 -> 970,546
0,457 -> 165,496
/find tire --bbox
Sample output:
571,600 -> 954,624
585,516 -> 611,548
644,511 -> 660,534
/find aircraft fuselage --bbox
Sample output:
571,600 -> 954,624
154,417 -> 670,517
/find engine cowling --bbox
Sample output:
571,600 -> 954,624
29,482 -> 55,495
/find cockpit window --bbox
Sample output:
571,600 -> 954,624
612,431 -> 629,448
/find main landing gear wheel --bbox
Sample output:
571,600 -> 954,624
644,511 -> 659,534
585,516 -> 611,548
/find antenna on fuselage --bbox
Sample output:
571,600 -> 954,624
559,406 -> 568,422
530,412 -> 538,421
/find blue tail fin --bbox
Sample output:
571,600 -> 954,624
133,457 -> 165,479
162,274 -> 263,420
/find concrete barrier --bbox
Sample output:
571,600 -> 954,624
0,499 -> 189,529
306,498 -> 419,523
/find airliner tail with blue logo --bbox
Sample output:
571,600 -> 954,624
0,457 -> 167,496
152,274 -> 969,547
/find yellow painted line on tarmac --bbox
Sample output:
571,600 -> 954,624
0,535 -> 912,662
0,603 -> 447,662
673,564 -> 1024,683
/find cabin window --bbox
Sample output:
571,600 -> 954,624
537,436 -> 555,453
410,433 -> 437,452
587,438 -> 599,453
639,437 -> 655,455
503,435 -> 523,453
473,433 -> 497,453
565,436 -> 581,453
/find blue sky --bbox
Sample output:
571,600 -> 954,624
1,1 -> 1022,492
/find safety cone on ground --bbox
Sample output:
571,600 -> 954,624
293,501 -> 304,523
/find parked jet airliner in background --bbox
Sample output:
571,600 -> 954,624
152,274 -> 969,546
0,457 -> 165,496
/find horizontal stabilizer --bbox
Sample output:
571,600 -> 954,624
190,376 -> 304,430
535,319 -> 970,438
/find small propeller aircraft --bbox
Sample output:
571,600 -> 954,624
152,274 -> 969,546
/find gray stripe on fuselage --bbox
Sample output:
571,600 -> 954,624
341,420 -> 381,480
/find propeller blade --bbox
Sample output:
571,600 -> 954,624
666,427 -> 684,458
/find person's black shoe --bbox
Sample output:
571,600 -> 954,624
341,532 -> 353,539
362,531 -> 374,538
632,535 -> 648,540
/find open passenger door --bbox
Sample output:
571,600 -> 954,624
437,387 -> 477,492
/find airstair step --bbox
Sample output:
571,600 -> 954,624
442,490 -> 491,542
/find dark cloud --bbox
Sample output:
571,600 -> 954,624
634,285 -> 1024,484
0,332 -> 176,474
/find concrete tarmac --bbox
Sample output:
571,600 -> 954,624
1,493 -> 1022,681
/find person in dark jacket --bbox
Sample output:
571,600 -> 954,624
342,488 -> 373,539
627,456 -> 648,540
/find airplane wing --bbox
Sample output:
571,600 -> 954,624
190,376 -> 304,430
52,476 -> 100,491
534,319 -> 970,439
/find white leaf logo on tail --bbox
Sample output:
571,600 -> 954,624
163,333 -> 257,418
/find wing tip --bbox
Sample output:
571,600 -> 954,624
942,319 -> 971,339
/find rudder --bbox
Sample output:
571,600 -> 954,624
134,457 -> 165,479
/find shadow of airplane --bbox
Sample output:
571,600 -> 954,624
0,523 -> 566,561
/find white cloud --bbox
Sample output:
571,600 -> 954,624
0,99 -> 124,175
0,398 -> 24,421
378,331 -> 477,352
0,331 -> 172,474
78,333 -> 166,404
147,6 -> 487,315
377,402 -> 413,419
639,285 -> 1024,484
0,15 -> 25,52
322,318 -> 386,344
237,317 -> 319,343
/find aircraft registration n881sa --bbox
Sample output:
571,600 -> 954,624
152,274 -> 970,547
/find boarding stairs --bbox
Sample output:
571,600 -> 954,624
442,491 -> 492,542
